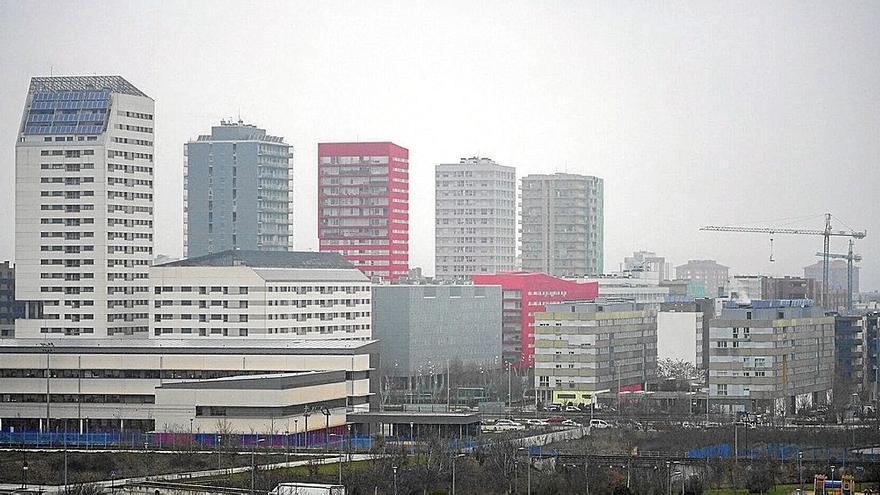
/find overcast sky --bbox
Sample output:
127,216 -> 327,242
1,1 -> 878,289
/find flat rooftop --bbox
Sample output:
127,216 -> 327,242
348,411 -> 481,425
0,338 -> 378,355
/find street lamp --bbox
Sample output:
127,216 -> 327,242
321,406 -> 331,449
189,418 -> 194,449
303,408 -> 312,449
831,464 -> 836,482
798,450 -> 804,495
251,437 -> 265,495
392,465 -> 398,495
294,418 -> 299,454
518,447 -> 531,495
21,460 -> 28,489
451,453 -> 466,495
39,342 -> 54,434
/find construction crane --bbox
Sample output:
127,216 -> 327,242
815,239 -> 862,311
700,213 -> 867,308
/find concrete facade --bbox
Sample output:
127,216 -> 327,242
184,121 -> 292,257
706,301 -> 835,414
534,301 -> 658,404
805,259 -> 859,293
434,157 -> 516,280
622,251 -> 671,281
15,76 -> 154,339
657,311 -> 702,364
150,250 -> 371,340
154,371 -> 349,434
371,285 -> 502,377
520,173 -> 604,277
675,260 -> 729,299
834,315 -> 866,403
0,339 -> 377,434
0,262 -> 17,338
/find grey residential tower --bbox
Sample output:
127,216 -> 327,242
184,120 -> 292,257
520,173 -> 604,277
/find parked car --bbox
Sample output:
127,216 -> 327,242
561,419 -> 581,427
547,404 -> 562,412
565,405 -> 581,413
481,419 -> 526,433
546,416 -> 566,424
589,419 -> 611,429
525,419 -> 549,427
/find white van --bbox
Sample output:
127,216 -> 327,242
589,419 -> 611,429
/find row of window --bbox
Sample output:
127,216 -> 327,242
40,149 -> 95,157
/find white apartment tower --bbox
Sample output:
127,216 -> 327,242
15,76 -> 155,338
435,157 -> 516,280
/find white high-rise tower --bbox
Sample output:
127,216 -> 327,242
15,76 -> 155,338
435,157 -> 516,280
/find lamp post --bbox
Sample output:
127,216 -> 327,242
284,430 -> 290,464
294,419 -> 299,454
666,460 -> 672,495
831,464 -> 836,483
451,453 -> 465,495
798,450 -> 804,494
392,465 -> 398,495
347,424 -> 353,469
189,418 -> 194,450
21,460 -> 28,489
251,437 -> 265,495
321,406 -> 331,450
217,435 -> 222,471
518,447 -> 531,495
63,426 -> 68,490
514,458 -> 519,494
303,408 -> 311,449
39,342 -> 54,434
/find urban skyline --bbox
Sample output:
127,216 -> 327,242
0,2 -> 877,290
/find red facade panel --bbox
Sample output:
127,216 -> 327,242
472,272 -> 598,367
318,142 -> 409,281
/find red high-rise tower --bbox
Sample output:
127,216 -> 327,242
318,142 -> 409,281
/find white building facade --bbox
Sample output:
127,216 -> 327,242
434,157 -> 516,280
15,76 -> 155,339
0,339 -> 377,434
150,250 -> 371,340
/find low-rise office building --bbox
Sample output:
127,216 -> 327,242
534,301 -> 658,406
150,250 -> 371,340
0,338 -> 378,434
705,300 -> 834,415
155,371 -> 348,434
371,284 -> 502,386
